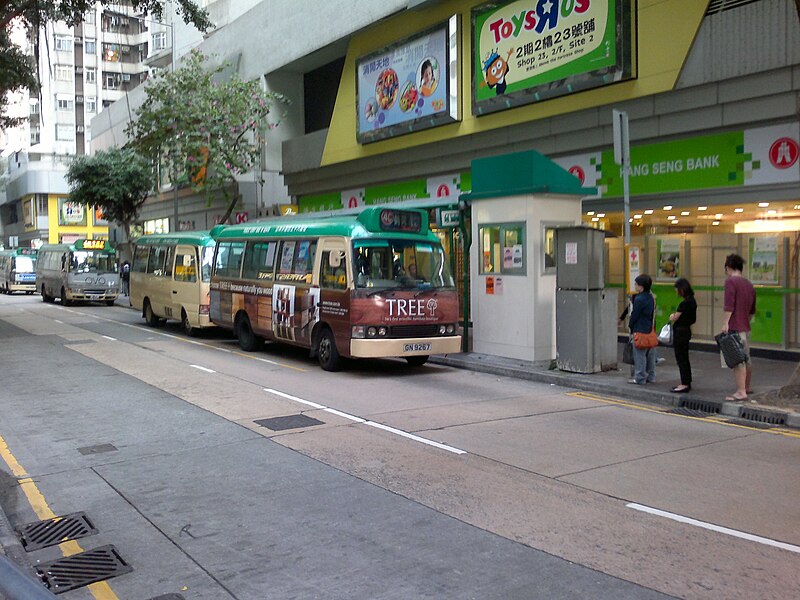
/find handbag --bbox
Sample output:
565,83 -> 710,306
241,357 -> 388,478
622,337 -> 634,364
658,323 -> 673,346
633,295 -> 658,350
715,331 -> 747,368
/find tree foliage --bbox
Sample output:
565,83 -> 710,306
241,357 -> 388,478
126,50 -> 287,224
65,147 -> 153,241
1,1 -> 212,127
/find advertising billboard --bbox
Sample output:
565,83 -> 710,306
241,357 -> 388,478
356,17 -> 459,144
472,0 -> 635,115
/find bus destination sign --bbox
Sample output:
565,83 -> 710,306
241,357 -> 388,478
379,209 -> 422,233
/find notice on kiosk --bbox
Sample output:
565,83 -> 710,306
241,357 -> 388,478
565,242 -> 578,265
486,276 -> 495,295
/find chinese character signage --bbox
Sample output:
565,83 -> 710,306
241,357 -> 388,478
59,199 -> 86,225
357,17 -> 459,144
472,0 -> 634,115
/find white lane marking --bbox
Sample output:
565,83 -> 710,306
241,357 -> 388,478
263,388 -> 465,455
190,364 -> 216,373
264,388 -> 325,410
627,503 -> 800,554
101,335 -> 117,341
54,320 -> 63,324
365,421 -> 466,454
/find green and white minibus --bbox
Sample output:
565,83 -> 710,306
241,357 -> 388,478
36,239 -> 120,305
0,248 -> 38,294
210,207 -> 461,371
130,231 -> 216,336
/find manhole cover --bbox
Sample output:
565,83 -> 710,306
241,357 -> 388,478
17,512 -> 97,551
36,545 -> 132,594
77,443 -> 118,455
254,414 -> 325,431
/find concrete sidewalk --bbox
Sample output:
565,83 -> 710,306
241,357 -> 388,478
431,344 -> 800,429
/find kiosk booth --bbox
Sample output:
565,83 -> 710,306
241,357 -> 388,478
462,149 -> 597,363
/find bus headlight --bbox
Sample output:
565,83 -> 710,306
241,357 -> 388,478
367,326 -> 377,338
352,325 -> 366,339
438,325 -> 446,335
446,324 -> 456,335
378,326 -> 387,337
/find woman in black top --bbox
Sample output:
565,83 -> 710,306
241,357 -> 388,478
668,278 -> 697,392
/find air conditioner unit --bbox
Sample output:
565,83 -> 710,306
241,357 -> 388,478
76,95 -> 84,103
74,37 -> 83,44
75,66 -> 83,74
76,125 -> 85,133
121,46 -> 130,53
122,74 -> 131,81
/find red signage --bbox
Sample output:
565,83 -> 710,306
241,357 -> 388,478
235,212 -> 249,224
568,165 -> 585,184
769,137 -> 799,169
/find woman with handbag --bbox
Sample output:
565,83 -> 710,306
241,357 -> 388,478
628,274 -> 658,385
668,278 -> 697,393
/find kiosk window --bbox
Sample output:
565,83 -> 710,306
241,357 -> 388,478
479,223 -> 525,275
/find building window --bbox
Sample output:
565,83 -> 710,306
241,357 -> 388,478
86,68 -> 96,84
36,195 -> 48,216
54,35 -> 73,52
30,127 -> 40,145
85,38 -> 96,54
55,65 -> 73,81
29,101 -> 39,115
479,223 -> 526,275
56,124 -> 75,141
56,97 -> 74,111
84,10 -> 95,24
152,32 -> 167,51
105,73 -> 119,89
86,97 -> 96,113
103,43 -> 120,62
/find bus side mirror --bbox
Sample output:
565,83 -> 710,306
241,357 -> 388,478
328,251 -> 344,269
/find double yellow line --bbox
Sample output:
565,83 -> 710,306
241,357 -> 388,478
0,433 -> 120,599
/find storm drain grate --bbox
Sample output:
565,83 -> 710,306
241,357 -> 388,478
255,414 -> 325,431
77,443 -> 118,455
739,408 -> 787,426
665,407 -> 711,418
17,512 -> 97,551
36,545 -> 132,594
681,399 -> 721,414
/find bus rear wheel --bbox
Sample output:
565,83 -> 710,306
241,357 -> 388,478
41,286 -> 53,303
405,355 -> 429,367
182,309 -> 197,337
60,288 -> 71,306
144,301 -> 161,327
317,328 -> 341,372
236,316 -> 262,351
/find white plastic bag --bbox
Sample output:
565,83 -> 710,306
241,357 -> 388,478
658,323 -> 673,346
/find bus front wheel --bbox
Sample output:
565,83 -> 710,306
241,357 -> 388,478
406,355 -> 429,367
317,329 -> 341,372
236,316 -> 262,351
60,288 -> 71,306
41,286 -> 53,303
144,301 -> 161,327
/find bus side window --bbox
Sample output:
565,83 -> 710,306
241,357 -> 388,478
147,245 -> 169,277
320,250 -> 347,290
215,242 -> 245,278
164,246 -> 175,278
133,246 -> 150,273
175,251 -> 197,282
242,241 -> 276,280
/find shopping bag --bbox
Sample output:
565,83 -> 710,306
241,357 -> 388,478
715,331 -> 747,368
658,323 -> 673,346
633,328 -> 659,350
622,337 -> 634,364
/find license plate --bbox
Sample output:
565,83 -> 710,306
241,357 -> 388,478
87,295 -> 100,301
403,343 -> 431,352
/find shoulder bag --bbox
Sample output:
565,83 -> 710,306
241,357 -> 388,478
633,295 -> 659,349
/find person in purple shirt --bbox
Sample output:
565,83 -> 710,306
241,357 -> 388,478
721,254 -> 756,401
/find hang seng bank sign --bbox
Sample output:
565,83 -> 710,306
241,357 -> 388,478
554,123 -> 800,198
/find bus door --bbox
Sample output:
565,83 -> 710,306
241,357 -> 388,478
171,245 -> 202,320
315,238 -> 351,352
147,245 -> 174,317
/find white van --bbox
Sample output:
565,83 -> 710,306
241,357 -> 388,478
36,239 -> 120,305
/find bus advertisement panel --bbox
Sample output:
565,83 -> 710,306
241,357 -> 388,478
131,231 -> 216,336
36,239 -> 120,305
0,248 -> 38,294
210,207 -> 461,371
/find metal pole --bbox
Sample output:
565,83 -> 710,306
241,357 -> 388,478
623,160 -> 631,244
170,23 -> 179,233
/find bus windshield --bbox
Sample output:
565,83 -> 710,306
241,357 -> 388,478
353,239 -> 455,290
13,256 -> 36,273
70,251 -> 118,274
